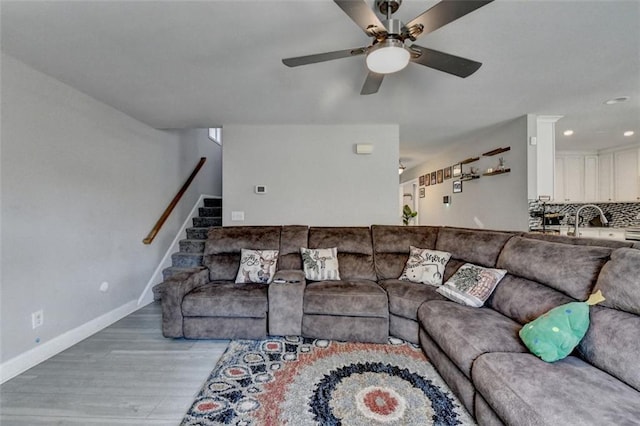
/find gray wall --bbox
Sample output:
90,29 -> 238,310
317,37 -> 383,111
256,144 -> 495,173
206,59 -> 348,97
223,124 -> 400,226
0,54 -> 220,366
401,116 -> 530,231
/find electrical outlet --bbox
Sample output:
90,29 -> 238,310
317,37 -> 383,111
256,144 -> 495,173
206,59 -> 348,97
636,213 -> 640,220
32,310 -> 44,329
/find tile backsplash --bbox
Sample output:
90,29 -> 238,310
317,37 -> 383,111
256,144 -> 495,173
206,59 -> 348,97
528,200 -> 640,229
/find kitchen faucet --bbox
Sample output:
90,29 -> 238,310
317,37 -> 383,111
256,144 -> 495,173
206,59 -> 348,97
574,205 -> 608,238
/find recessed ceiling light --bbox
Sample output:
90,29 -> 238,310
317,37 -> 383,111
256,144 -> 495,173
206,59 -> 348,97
563,130 -> 574,136
604,96 -> 630,105
624,131 -> 635,137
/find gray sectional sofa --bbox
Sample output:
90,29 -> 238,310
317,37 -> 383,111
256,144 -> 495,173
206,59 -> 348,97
158,224 -> 640,425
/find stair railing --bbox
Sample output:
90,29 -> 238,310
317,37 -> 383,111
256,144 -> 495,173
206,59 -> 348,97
143,157 -> 207,245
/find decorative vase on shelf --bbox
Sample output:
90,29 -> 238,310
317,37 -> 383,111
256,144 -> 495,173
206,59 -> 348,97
497,157 -> 506,171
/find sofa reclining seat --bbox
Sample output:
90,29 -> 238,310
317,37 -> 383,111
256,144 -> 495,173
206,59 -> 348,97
301,226 -> 389,343
162,226 -> 283,339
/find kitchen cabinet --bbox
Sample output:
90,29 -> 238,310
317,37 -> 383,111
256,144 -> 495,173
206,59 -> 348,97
614,147 -> 640,201
555,154 -> 592,202
598,152 -> 614,201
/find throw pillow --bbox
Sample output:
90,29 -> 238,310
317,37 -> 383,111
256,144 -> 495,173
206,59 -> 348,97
235,249 -> 279,284
519,290 -> 606,362
398,246 -> 451,286
300,247 -> 341,281
436,263 -> 507,307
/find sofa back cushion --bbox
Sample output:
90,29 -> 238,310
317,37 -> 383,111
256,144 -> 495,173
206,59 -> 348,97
486,274 -> 574,324
436,227 -> 514,267
524,232 -> 634,249
371,225 -> 439,280
497,236 -> 611,300
204,226 -> 282,281
308,227 -> 376,281
279,225 -> 309,270
576,247 -> 640,391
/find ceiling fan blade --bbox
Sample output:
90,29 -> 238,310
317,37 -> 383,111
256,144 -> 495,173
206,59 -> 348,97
282,47 -> 367,67
405,0 -> 493,38
410,45 -> 482,78
334,0 -> 386,36
361,72 -> 384,95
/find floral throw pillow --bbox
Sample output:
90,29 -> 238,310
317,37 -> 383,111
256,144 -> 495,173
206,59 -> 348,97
235,249 -> 279,284
300,247 -> 341,281
436,263 -> 507,307
398,246 -> 452,286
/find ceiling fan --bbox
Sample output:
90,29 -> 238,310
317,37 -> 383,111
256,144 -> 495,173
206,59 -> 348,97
282,0 -> 493,95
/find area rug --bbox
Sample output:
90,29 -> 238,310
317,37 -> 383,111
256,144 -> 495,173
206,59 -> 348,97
182,336 -> 475,426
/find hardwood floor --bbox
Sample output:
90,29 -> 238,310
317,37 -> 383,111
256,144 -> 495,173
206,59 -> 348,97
0,302 -> 230,425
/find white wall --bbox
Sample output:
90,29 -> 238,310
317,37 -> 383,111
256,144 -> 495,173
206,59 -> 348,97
401,117 -> 530,231
223,125 -> 400,226
0,54 -> 220,377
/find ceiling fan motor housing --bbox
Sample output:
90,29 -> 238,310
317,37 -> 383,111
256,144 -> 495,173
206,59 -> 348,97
376,0 -> 401,16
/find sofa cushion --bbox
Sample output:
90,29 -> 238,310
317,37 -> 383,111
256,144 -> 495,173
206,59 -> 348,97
472,353 -> 640,426
436,228 -> 514,267
496,236 -> 611,300
418,300 -> 527,379
303,279 -> 388,318
379,279 -> 446,320
300,247 -> 341,281
398,246 -> 451,286
577,305 -> 640,391
594,248 -> 640,315
279,225 -> 308,270
486,274 -> 574,325
436,263 -> 507,307
371,225 -> 439,280
204,226 -> 282,281
235,249 -> 279,284
308,227 -> 376,281
182,282 -> 268,318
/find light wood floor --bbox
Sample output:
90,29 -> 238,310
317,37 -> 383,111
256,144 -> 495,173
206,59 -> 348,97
0,302 -> 230,425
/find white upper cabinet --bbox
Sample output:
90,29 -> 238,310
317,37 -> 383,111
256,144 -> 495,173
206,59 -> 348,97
613,147 -> 640,201
557,146 -> 639,202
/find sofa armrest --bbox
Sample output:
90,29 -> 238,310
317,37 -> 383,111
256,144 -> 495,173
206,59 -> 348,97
161,267 -> 210,338
268,270 -> 306,336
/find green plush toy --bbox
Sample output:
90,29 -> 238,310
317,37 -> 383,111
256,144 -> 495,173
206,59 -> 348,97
519,290 -> 605,362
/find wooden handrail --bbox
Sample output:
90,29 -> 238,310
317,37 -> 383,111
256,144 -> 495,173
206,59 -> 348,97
143,157 -> 207,244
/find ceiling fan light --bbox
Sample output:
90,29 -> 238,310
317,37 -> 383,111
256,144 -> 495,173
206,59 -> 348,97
366,39 -> 410,74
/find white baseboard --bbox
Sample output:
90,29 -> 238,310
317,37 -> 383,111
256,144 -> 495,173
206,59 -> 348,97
0,299 -> 145,384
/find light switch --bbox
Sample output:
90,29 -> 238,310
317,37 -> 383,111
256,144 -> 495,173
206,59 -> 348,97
231,211 -> 245,221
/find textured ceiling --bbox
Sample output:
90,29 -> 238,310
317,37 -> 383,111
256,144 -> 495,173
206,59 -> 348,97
2,0 -> 638,168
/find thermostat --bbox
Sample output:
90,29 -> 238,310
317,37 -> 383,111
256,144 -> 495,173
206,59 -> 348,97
255,185 -> 267,194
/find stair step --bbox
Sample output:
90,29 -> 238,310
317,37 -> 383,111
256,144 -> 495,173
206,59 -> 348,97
204,198 -> 222,208
179,239 -> 206,253
193,216 -> 222,227
199,207 -> 222,217
162,266 -> 202,281
186,227 -> 211,240
171,252 -> 204,268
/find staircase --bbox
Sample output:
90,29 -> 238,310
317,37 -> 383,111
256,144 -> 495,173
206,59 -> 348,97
157,197 -> 222,290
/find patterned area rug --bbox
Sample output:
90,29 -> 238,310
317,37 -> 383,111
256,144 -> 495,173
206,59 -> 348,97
182,336 -> 475,426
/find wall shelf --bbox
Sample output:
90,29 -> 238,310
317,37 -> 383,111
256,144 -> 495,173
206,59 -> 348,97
460,175 -> 481,181
483,168 -> 511,176
483,147 -> 511,157
460,156 -> 480,165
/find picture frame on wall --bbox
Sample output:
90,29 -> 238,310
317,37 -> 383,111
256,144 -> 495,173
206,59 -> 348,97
419,187 -> 425,198
419,175 -> 425,186
453,180 -> 462,193
444,166 -> 452,180
437,169 -> 444,184
425,174 -> 430,186
452,163 -> 462,177
430,171 -> 437,185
